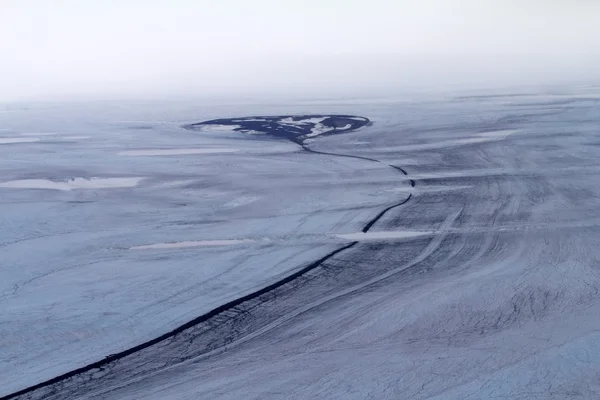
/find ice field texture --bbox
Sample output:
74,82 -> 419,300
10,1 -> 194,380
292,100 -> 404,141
3,86 -> 600,399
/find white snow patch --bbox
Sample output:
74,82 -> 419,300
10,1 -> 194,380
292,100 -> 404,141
223,196 -> 260,208
279,117 -> 332,138
0,137 -> 40,144
280,117 -> 327,126
420,185 -> 472,193
60,136 -> 90,140
477,129 -> 519,138
196,124 -> 242,132
306,123 -> 332,137
119,148 -> 239,156
20,132 -> 57,136
150,179 -> 197,189
337,231 -> 432,241
195,124 -> 263,135
0,177 -> 144,191
130,239 -> 255,250
279,117 -> 335,138
381,185 -> 473,195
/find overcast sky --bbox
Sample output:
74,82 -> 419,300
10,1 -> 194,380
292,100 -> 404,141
2,0 -> 600,101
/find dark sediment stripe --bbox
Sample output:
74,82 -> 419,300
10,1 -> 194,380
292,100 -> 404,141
361,194 -> 413,233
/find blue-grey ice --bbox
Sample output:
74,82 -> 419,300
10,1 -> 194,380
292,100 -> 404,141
4,87 -> 600,400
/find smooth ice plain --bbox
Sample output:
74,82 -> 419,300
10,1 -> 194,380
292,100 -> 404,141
2,87 -> 600,399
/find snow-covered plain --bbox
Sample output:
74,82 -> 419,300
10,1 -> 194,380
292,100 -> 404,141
0,177 -> 144,191
3,87 -> 600,399
0,138 -> 40,144
118,148 -> 239,156
0,100 -> 405,396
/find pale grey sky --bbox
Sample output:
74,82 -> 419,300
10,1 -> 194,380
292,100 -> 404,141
1,0 -> 599,100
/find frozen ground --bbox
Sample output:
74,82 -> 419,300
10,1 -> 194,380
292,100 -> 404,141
3,86 -> 600,399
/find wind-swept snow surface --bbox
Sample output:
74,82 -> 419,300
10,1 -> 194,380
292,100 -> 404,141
4,88 -> 600,400
118,148 -> 239,156
0,137 -> 40,144
130,239 -> 256,250
0,104 -> 384,397
0,177 -> 144,191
